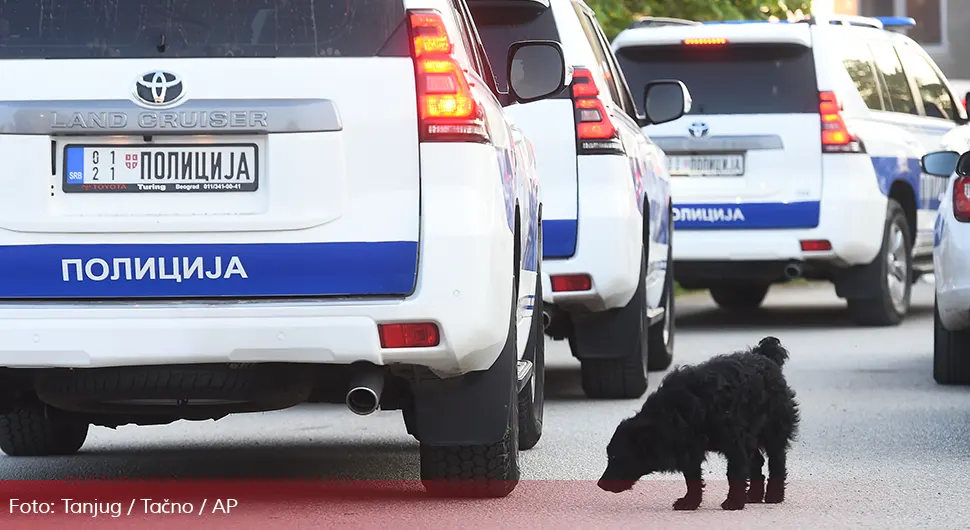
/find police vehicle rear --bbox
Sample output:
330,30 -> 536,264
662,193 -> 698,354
0,0 -> 567,497
613,15 -> 968,326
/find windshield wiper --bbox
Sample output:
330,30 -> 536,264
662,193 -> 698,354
156,32 -> 167,53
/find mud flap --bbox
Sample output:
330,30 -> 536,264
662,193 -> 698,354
409,325 -> 516,446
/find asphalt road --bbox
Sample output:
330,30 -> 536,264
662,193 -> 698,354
2,281 -> 969,529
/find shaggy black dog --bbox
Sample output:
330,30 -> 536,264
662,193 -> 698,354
597,336 -> 799,511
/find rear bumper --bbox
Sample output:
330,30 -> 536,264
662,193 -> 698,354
541,155 -> 641,312
0,144 -> 516,378
673,156 -> 888,281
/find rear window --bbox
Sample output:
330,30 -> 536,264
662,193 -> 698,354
615,43 -> 819,115
467,2 -> 560,92
0,0 -> 407,59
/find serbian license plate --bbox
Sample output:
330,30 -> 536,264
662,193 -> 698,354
667,154 -> 745,177
62,144 -> 259,193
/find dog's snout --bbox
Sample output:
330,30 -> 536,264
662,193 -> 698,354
597,478 -> 635,493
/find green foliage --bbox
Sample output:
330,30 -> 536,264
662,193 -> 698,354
587,0 -> 813,41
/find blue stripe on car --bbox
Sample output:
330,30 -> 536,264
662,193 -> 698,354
869,156 -> 942,209
0,242 -> 418,298
542,219 -> 577,258
673,201 -> 820,229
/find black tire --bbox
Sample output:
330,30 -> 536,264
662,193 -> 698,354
419,279 -> 521,498
933,298 -> 970,385
0,405 -> 88,457
518,231 -> 545,450
709,284 -> 770,309
647,242 -> 675,372
846,199 -> 912,327
576,250 -> 649,400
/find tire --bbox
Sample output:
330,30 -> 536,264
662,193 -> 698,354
0,405 -> 89,457
518,230 -> 545,450
709,283 -> 770,309
647,242 -> 675,372
933,297 -> 970,385
419,279 -> 521,498
576,250 -> 649,400
846,199 -> 912,327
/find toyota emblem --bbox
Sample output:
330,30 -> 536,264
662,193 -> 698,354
688,121 -> 709,138
134,71 -> 184,106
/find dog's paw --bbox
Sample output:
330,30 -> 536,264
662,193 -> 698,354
764,481 -> 785,504
746,480 -> 765,503
673,496 -> 701,511
720,497 -> 746,511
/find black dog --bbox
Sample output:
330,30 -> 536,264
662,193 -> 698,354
597,336 -> 799,511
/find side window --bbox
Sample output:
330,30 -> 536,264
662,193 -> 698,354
571,5 -> 622,104
868,42 -> 918,115
590,17 -> 639,118
451,0 -> 500,95
841,42 -> 884,111
894,43 -> 956,121
447,2 -> 481,74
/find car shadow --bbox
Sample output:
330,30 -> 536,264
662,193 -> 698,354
674,300 -> 934,331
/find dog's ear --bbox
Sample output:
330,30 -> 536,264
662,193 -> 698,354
759,336 -> 781,347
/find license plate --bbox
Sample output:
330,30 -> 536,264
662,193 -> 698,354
62,143 -> 259,193
667,154 -> 745,177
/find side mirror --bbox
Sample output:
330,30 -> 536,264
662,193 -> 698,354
507,41 -> 566,104
921,150 -> 961,177
640,80 -> 692,126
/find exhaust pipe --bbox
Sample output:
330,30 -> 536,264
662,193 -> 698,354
783,262 -> 803,280
345,368 -> 385,416
542,309 -> 552,331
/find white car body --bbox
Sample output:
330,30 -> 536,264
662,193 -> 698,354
931,127 -> 970,331
0,0 -> 563,495
468,0 -> 678,399
612,15 -> 968,325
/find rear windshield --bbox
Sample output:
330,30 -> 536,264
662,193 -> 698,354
615,43 -> 819,115
0,0 -> 407,59
467,2 -> 560,92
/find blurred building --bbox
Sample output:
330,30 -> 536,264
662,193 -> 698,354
817,0 -> 966,79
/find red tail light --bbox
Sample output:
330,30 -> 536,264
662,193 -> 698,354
379,323 -> 441,348
570,67 -> 621,154
408,11 -> 487,143
953,177 -> 970,223
819,91 -> 864,153
550,274 -> 592,292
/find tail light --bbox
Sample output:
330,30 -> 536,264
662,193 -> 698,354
407,11 -> 487,143
819,91 -> 864,153
570,67 -> 622,154
953,177 -> 970,223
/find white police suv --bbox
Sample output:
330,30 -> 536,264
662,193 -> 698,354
613,15 -> 969,326
467,0 -> 689,399
0,0 -> 569,498
920,140 -> 970,385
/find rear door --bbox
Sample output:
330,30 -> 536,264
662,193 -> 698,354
884,38 -> 966,253
0,0 -> 421,299
467,0 -> 579,258
615,38 -> 824,225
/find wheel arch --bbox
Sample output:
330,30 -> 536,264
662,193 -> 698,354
889,179 -> 917,245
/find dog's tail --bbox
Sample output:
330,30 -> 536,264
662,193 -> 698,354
754,336 -> 789,367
